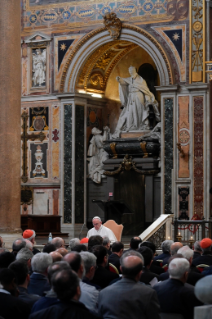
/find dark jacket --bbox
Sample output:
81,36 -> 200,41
0,292 -> 31,319
33,247 -> 40,255
28,273 -> 51,296
140,268 -> 159,285
150,261 -> 165,275
108,253 -> 121,273
98,277 -> 160,319
18,286 -> 40,308
154,252 -> 171,265
82,277 -> 101,290
31,289 -> 59,314
192,251 -> 212,267
158,270 -> 203,286
29,300 -> 98,319
91,265 -> 119,289
153,278 -> 202,319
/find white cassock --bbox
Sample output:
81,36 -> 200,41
87,225 -> 117,243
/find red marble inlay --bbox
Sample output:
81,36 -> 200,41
193,96 -> 204,218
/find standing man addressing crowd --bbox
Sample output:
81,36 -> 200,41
87,216 -> 117,243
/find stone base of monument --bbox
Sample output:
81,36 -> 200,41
120,130 -> 150,138
103,137 -> 160,158
1,232 -> 23,251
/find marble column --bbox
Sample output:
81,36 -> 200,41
0,0 -> 22,246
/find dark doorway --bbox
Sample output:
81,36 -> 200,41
114,171 -> 145,236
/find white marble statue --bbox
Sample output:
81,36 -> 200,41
32,48 -> 46,87
87,127 -> 110,184
112,66 -> 160,138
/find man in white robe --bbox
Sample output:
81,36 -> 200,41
87,216 -> 117,243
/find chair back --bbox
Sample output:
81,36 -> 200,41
103,220 -> 123,241
109,263 -> 119,274
160,313 -> 184,319
196,264 -> 210,273
162,264 -> 168,272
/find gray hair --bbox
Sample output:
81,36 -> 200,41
103,237 -> 110,246
92,216 -> 101,222
69,238 -> 80,250
169,258 -> 190,279
16,248 -> 33,262
24,239 -> 33,250
12,238 -> 26,252
162,240 -> 174,253
31,253 -> 53,273
51,237 -> 64,249
80,251 -> 97,274
177,245 -> 194,261
194,241 -> 202,252
120,250 -> 144,266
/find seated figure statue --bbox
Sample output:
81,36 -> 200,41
112,66 -> 160,138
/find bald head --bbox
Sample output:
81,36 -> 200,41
56,248 -> 68,257
171,242 -> 183,256
50,251 -> 63,262
63,252 -> 82,273
51,237 -> 65,249
120,252 -> 143,281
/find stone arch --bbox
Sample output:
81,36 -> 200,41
60,24 -> 174,93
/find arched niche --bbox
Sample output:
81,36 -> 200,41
60,24 -> 173,93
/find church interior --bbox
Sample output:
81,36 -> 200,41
1,0 -> 212,318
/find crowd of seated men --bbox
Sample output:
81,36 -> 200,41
0,230 -> 212,319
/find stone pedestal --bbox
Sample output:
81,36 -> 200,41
0,0 -> 22,246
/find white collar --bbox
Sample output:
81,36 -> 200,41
0,288 -> 10,295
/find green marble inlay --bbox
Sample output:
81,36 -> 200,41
64,104 -> 72,223
75,105 -> 85,223
164,98 -> 173,214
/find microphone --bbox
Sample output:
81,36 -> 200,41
78,223 -> 86,240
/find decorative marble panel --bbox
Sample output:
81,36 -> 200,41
178,96 -> 190,178
164,98 -> 173,214
52,105 -> 60,178
193,96 -> 204,218
64,104 -> 72,223
75,105 -> 85,224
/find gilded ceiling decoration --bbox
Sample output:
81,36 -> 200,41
76,41 -> 138,94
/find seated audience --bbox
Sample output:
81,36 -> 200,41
29,269 -> 97,319
124,237 -> 142,254
28,253 -> 52,296
16,247 -> 33,270
108,241 -> 124,273
51,237 -> 66,249
49,251 -> 63,262
43,243 -> 56,254
24,239 -> 33,251
23,230 -> 40,255
31,261 -> 70,314
91,245 -> 119,289
9,260 -> 40,307
153,258 -> 202,319
98,251 -> 160,319
88,235 -> 103,252
192,238 -> 212,267
80,251 -> 100,289
12,238 -> 26,257
103,237 -> 112,256
69,238 -> 80,250
71,244 -> 87,253
0,268 -> 31,319
153,239 -> 173,265
193,240 -> 202,259
138,246 -> 159,285
170,242 -> 183,255
0,251 -> 15,269
195,274 -> 212,304
56,247 -> 68,256
63,252 -> 99,314
139,241 -> 165,275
